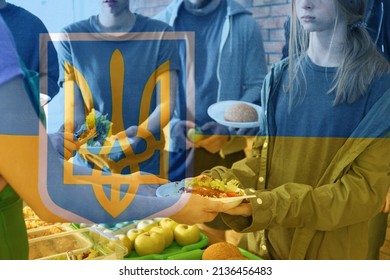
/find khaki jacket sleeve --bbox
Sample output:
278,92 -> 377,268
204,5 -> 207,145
218,138 -> 390,233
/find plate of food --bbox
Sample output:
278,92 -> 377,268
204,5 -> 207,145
207,100 -> 262,128
76,109 -> 132,155
156,181 -> 185,197
156,177 -> 255,208
78,139 -> 130,155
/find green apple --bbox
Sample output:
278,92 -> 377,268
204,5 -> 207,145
134,231 -> 165,256
136,219 -> 156,230
174,224 -> 201,246
114,234 -> 132,253
126,228 -> 145,247
150,226 -> 174,248
159,218 -> 179,231
187,127 -> 204,143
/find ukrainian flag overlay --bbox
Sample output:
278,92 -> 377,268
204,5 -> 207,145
31,32 -> 193,222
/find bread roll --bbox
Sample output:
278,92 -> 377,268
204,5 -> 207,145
226,256 -> 250,260
202,242 -> 243,260
224,103 -> 258,122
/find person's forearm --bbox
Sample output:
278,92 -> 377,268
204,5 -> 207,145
0,77 -> 165,223
0,176 -> 6,192
384,187 -> 390,213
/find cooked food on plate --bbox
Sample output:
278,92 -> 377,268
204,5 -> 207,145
181,176 -> 243,198
76,109 -> 112,147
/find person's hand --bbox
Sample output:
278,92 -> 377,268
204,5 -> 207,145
170,192 -> 234,225
107,128 -> 142,162
229,126 -> 260,137
0,176 -> 7,192
196,122 -> 229,153
171,120 -> 196,150
383,187 -> 390,213
112,126 -> 141,152
48,130 -> 79,160
108,126 -> 158,163
223,202 -> 252,217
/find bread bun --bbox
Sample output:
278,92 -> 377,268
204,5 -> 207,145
202,242 -> 243,260
226,256 -> 250,260
223,103 -> 258,122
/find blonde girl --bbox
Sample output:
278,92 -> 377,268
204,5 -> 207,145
204,0 -> 390,259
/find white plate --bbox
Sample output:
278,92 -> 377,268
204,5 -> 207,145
156,181 -> 255,208
207,100 -> 263,128
156,181 -> 185,197
208,195 -> 256,208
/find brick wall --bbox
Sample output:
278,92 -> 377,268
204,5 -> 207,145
130,0 -> 292,69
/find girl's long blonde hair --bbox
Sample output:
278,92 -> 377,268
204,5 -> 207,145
288,0 -> 390,108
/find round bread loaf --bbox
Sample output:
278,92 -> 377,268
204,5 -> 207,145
226,256 -> 250,260
223,103 -> 258,122
202,242 -> 243,260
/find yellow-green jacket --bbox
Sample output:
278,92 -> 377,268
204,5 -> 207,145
204,60 -> 390,259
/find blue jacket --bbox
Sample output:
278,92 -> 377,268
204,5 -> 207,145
155,0 -> 267,149
366,0 -> 390,61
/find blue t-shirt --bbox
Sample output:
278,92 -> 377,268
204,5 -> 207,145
273,55 -> 390,138
0,3 -> 59,98
59,14 -> 180,133
57,14 -> 180,174
0,15 -> 29,260
267,54 -> 390,195
175,0 -> 227,125
0,16 -> 22,85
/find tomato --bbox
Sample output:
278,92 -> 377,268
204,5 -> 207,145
226,192 -> 240,197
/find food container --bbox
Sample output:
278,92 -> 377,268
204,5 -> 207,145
82,218 -> 161,235
24,218 -> 57,230
89,220 -> 138,235
24,206 -> 60,230
27,223 -> 74,239
28,227 -> 126,260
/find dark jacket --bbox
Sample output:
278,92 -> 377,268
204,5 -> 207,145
366,0 -> 390,61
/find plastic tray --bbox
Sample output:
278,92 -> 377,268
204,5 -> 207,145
124,232 -> 209,260
24,218 -> 57,230
28,227 -> 126,260
27,223 -> 74,239
29,228 -> 93,260
88,221 -> 137,235
166,248 -> 262,260
74,219 -> 158,235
